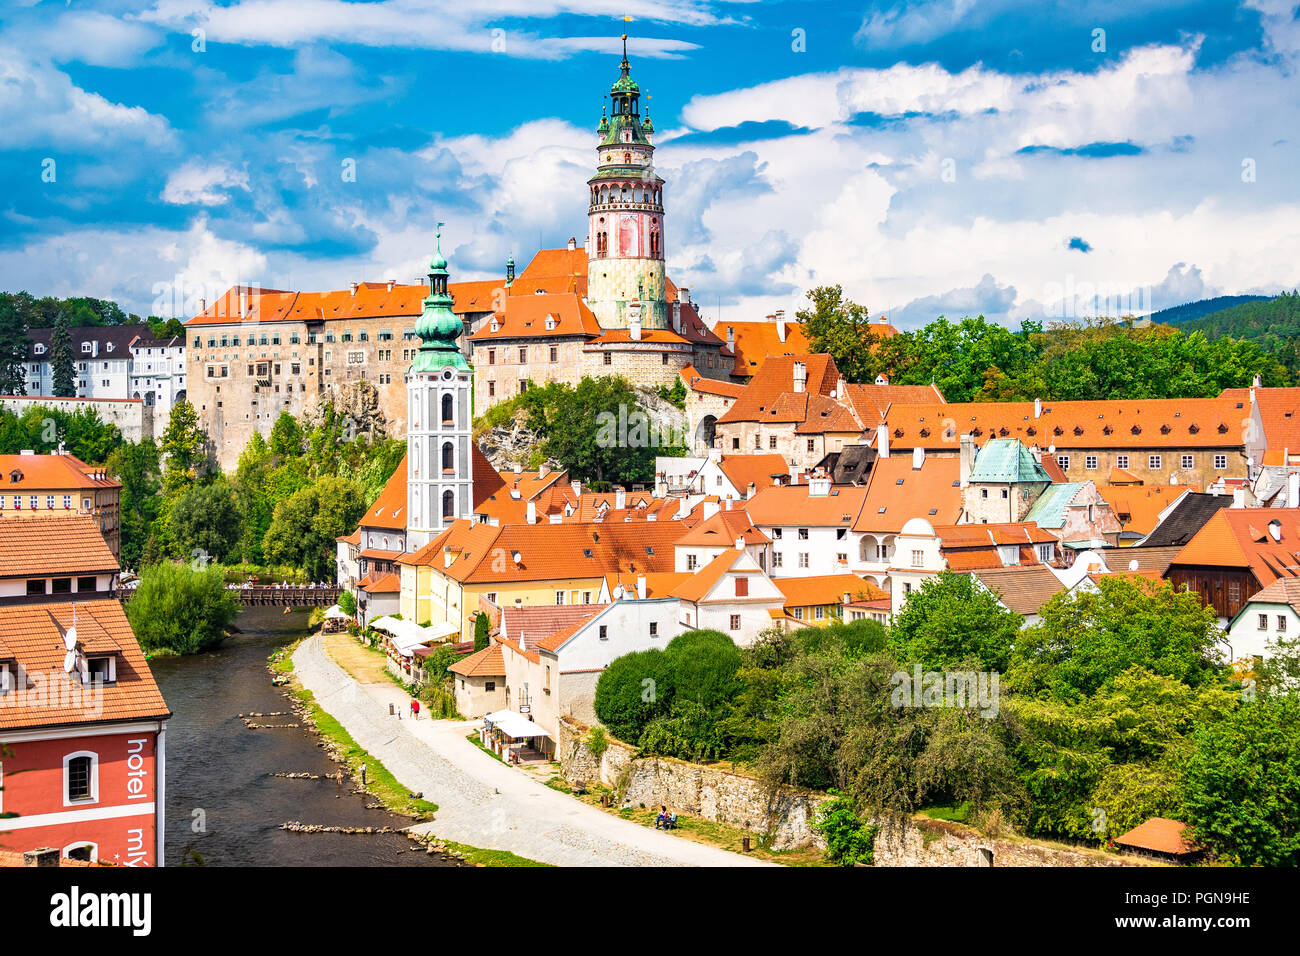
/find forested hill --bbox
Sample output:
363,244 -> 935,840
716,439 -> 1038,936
1149,294 -> 1271,324
1162,291 -> 1300,379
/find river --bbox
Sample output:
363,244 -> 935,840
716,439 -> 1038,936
147,606 -> 454,867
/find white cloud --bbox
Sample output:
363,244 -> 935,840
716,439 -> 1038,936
162,163 -> 252,205
0,46 -> 174,149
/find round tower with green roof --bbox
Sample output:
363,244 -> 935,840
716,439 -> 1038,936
586,34 -> 668,331
406,224 -> 473,548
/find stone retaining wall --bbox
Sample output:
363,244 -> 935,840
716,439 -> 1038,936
872,816 -> 1140,868
556,716 -> 826,850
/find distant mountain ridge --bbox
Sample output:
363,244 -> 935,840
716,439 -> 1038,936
1149,294 -> 1272,325
1153,291 -> 1300,379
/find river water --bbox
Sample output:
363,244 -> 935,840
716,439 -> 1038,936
148,606 -> 453,867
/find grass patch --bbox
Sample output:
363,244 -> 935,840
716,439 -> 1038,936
436,839 -> 552,868
292,685 -> 438,818
466,730 -> 505,763
920,803 -> 971,824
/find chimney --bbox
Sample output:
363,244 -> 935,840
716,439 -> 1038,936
912,445 -> 924,470
702,500 -> 721,520
23,848 -> 59,868
735,534 -> 746,550
724,497 -> 732,510
792,361 -> 806,394
513,463 -> 522,475
960,433 -> 974,487
636,574 -> 647,600
672,300 -> 682,333
679,287 -> 690,305
615,486 -> 627,510
726,326 -> 735,352
443,548 -> 454,569
1289,471 -> 1300,508
572,479 -> 582,498
567,236 -> 577,251
746,481 -> 756,499
526,500 -> 537,524
200,296 -> 207,312
349,282 -> 359,297
386,277 -> 396,292
775,310 -> 787,343
808,474 -> 831,496
1034,397 -> 1043,419
239,288 -> 249,319
538,463 -> 549,479
629,301 -> 642,341
1232,487 -> 1246,508
876,421 -> 890,458
836,376 -> 847,400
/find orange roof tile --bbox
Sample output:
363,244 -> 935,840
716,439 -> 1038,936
842,382 -> 944,424
0,454 -> 121,489
1170,508 -> 1300,585
501,604 -> 608,651
776,574 -> 886,608
469,292 -> 601,341
601,570 -> 693,599
674,509 -> 769,547
1096,485 -> 1185,537
745,483 -> 869,528
853,455 -> 962,533
1222,386 -> 1300,453
1114,817 -> 1196,856
360,572 -> 400,594
669,550 -> 752,603
679,365 -> 745,398
0,514 -> 117,578
712,319 -> 812,375
448,643 -> 505,678
358,458 -> 407,531
717,453 -> 789,494
0,599 -> 169,730
716,354 -> 842,425
880,398 -> 1248,451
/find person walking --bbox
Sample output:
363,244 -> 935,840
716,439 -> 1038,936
411,698 -> 421,720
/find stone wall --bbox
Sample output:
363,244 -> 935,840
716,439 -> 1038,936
872,816 -> 1139,868
555,716 -> 826,850
1,395 -> 152,443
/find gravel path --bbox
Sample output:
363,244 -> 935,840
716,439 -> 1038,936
292,634 -> 772,867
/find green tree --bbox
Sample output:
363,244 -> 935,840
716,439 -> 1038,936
0,295 -> 30,395
888,571 -> 1021,671
126,561 -> 239,655
798,285 -> 886,383
169,482 -> 241,564
1181,694 -> 1300,866
270,411 -> 305,460
337,589 -> 357,617
1009,576 -> 1226,699
813,791 -> 877,866
262,475 -> 367,580
159,398 -> 208,495
49,313 -> 75,397
107,438 -> 161,569
472,611 -> 490,651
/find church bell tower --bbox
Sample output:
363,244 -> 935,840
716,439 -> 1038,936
406,226 -> 474,549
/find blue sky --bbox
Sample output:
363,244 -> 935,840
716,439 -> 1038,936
1,0 -> 1298,328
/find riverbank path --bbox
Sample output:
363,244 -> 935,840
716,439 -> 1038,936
292,633 -> 773,867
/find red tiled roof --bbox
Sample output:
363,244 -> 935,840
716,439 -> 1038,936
1222,386 -> 1300,453
360,572 -> 400,594
0,514 -> 117,578
448,643 -> 505,677
358,459 -> 407,531
185,279 -> 496,327
880,398 -> 1248,451
745,483 -> 868,528
716,354 -> 842,425
501,604 -> 608,651
717,454 -> 789,494
469,293 -> 601,341
679,365 -> 745,398
1114,817 -> 1196,856
0,599 -> 170,730
674,509 -> 769,547
1170,507 -> 1300,585
776,573 -> 886,608
0,454 -> 121,489
853,455 -> 962,533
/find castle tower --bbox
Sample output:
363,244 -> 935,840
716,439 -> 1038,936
406,226 -> 474,550
586,34 -> 668,330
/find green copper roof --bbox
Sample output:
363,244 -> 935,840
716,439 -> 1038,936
1025,482 -> 1086,530
968,438 -> 1052,484
412,226 -> 469,373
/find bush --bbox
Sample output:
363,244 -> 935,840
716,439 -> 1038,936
586,726 -> 609,758
126,561 -> 239,655
814,791 -> 876,866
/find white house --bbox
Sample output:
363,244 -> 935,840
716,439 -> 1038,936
1226,578 -> 1300,662
745,476 -> 869,578
668,549 -> 785,644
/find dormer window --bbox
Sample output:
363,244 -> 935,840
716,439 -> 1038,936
81,342 -> 92,353
0,661 -> 11,696
84,655 -> 116,685
545,315 -> 556,331
34,343 -> 45,355
8,470 -> 21,484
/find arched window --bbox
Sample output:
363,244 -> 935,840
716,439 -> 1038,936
624,152 -> 632,164
441,392 -> 454,425
442,441 -> 454,473
442,490 -> 455,519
